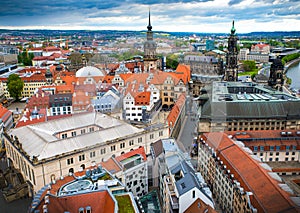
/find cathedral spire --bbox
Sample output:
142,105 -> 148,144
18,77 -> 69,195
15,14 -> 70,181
147,9 -> 152,31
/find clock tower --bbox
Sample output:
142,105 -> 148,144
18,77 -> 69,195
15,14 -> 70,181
224,21 -> 238,81
143,10 -> 158,72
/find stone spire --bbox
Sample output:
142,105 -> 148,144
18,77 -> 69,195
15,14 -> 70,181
147,9 -> 152,31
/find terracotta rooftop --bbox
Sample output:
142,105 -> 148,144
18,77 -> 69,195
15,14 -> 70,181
184,198 -> 217,213
202,132 -> 299,213
116,146 -> 147,162
167,93 -> 186,128
0,104 -> 12,123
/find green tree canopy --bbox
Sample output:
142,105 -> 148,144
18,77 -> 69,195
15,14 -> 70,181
7,74 -> 24,101
166,54 -> 179,69
242,60 -> 256,72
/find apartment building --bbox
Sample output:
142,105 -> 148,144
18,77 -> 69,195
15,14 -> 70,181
150,138 -> 215,213
4,112 -> 168,193
0,70 -> 47,99
198,132 -> 300,212
231,130 -> 300,163
48,93 -> 73,116
102,147 -> 148,197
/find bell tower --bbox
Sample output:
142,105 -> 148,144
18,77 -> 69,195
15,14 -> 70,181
224,21 -> 238,81
268,59 -> 284,91
143,10 -> 158,72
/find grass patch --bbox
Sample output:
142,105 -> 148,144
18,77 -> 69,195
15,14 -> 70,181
238,69 -> 258,78
115,195 -> 135,213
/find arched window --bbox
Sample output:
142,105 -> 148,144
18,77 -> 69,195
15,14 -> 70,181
50,174 -> 56,183
80,164 -> 85,170
69,168 -> 74,174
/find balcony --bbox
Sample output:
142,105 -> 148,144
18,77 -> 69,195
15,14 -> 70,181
166,182 -> 179,209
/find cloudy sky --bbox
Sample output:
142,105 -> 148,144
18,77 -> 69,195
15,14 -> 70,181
0,0 -> 299,33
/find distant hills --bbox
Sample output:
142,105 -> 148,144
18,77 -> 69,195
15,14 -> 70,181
0,29 -> 299,39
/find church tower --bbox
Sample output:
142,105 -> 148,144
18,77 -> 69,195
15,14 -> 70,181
224,21 -> 238,81
268,59 -> 284,91
143,10 -> 158,72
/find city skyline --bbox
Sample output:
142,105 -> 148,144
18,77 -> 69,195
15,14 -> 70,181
0,0 -> 299,33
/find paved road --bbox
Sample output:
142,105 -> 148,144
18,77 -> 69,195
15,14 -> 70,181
177,96 -> 199,153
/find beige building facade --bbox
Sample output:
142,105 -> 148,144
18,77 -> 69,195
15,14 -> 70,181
4,112 -> 168,194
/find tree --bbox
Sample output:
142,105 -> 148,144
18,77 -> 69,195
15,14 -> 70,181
242,60 -> 256,72
69,52 -> 83,69
7,74 -> 24,101
166,54 -> 179,69
18,51 -> 34,66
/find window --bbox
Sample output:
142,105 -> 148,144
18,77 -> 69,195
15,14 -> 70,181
275,158 -> 279,161
276,152 -> 279,156
81,129 -> 86,134
276,145 -> 280,151
270,146 -> 274,151
285,157 -> 289,161
79,207 -> 84,213
138,137 -> 142,143
270,152 -> 273,156
89,127 -> 94,132
120,142 -> 125,149
79,154 -> 85,161
286,145 -> 290,151
67,158 -> 74,165
90,151 -> 95,158
292,152 -> 296,155
260,153 -> 263,156
253,146 -> 258,151
86,206 -> 91,213
286,152 -> 289,155
260,146 -> 264,151
62,133 -> 67,139
129,140 -> 134,146
69,168 -> 74,174
101,148 -> 106,154
269,158 -> 273,161
71,131 -> 76,137
150,134 -> 154,139
192,190 -> 195,198
159,131 -> 163,137
111,145 -> 116,151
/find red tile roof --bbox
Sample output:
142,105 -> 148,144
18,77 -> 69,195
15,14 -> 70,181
35,189 -> 115,213
116,146 -> 147,162
134,91 -> 151,106
167,93 -> 186,128
0,104 -> 12,123
202,132 -> 299,213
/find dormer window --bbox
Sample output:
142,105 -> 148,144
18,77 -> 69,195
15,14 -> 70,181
86,206 -> 91,213
78,207 -> 84,213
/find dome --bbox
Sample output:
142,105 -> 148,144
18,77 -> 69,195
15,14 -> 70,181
76,66 -> 104,77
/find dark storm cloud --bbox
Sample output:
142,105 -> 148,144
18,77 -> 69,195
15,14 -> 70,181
0,0 -> 299,32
